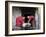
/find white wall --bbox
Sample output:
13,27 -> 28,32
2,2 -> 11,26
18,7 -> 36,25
0,0 -> 46,37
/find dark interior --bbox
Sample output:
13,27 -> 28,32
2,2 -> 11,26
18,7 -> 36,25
21,7 -> 37,16
21,7 -> 37,23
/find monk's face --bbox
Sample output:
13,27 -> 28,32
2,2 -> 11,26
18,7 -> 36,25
23,17 -> 25,19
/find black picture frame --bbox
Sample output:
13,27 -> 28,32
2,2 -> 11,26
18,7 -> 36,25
5,1 -> 45,36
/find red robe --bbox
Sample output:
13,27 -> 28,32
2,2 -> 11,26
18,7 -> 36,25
16,16 -> 34,27
16,16 -> 24,27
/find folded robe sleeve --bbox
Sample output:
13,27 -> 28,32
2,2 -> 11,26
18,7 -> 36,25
16,16 -> 24,27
